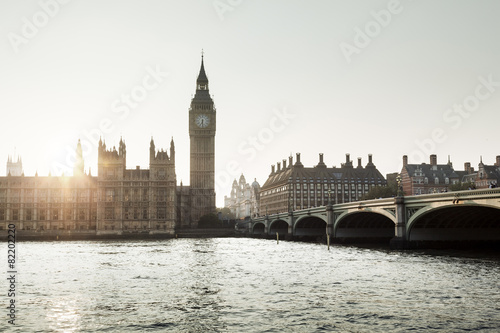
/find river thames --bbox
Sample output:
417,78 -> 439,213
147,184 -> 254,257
3,238 -> 500,332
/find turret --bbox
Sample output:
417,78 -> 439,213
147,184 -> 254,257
150,137 -> 155,161
73,139 -> 84,176
170,137 -> 175,163
119,137 -> 126,158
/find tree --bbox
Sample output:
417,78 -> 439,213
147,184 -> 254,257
198,213 -> 222,229
448,181 -> 475,192
216,207 -> 235,219
361,184 -> 398,200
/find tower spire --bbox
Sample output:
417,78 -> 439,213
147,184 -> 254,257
74,139 -> 84,176
197,52 -> 208,88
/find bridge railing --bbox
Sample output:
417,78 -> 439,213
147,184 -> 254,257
404,187 -> 500,203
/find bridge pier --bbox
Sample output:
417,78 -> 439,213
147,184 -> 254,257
287,211 -> 294,240
390,196 -> 409,249
326,204 -> 334,237
264,215 -> 269,237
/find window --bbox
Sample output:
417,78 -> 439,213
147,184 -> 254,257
26,209 -> 32,221
106,189 -> 114,202
52,209 -> 58,220
105,207 -> 114,220
65,209 -> 72,221
143,209 -> 148,220
158,208 -> 166,219
12,209 -> 19,221
79,209 -> 85,221
0,209 -> 4,220
158,189 -> 167,202
40,209 -> 46,221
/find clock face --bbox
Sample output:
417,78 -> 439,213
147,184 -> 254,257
195,114 -> 210,128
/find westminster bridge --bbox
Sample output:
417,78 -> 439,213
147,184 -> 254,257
247,188 -> 500,248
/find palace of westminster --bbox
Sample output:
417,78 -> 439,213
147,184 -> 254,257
0,57 -> 216,234
3,57 -> 499,234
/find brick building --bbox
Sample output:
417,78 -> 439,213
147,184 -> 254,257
259,153 -> 386,215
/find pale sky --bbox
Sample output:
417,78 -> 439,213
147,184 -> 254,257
1,0 -> 499,206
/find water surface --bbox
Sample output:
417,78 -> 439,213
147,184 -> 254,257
3,238 -> 500,332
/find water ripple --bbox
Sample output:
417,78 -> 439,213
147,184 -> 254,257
3,238 -> 500,332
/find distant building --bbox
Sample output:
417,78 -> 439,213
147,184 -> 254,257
259,153 -> 386,215
224,174 -> 260,219
6,155 -> 23,177
401,154 -> 500,195
400,154 -> 463,195
0,142 -> 98,232
462,156 -> 500,189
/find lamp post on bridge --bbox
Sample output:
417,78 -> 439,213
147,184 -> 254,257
396,174 -> 403,198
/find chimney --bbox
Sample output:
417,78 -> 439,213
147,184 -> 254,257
430,154 -> 437,166
464,162 -> 471,174
357,157 -> 362,168
403,155 -> 408,167
277,162 -> 281,172
289,155 -> 293,166
368,154 -> 373,164
345,153 -> 350,164
282,159 -> 287,169
271,165 -> 275,174
296,153 -> 301,164
319,153 -> 324,164
496,155 -> 500,167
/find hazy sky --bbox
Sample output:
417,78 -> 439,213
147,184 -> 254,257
1,0 -> 499,206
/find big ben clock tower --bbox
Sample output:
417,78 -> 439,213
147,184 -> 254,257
189,54 -> 216,224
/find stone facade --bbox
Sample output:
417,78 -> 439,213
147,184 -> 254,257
0,171 -> 97,232
96,137 -> 176,234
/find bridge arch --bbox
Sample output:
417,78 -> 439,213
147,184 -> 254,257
407,204 -> 500,241
294,215 -> 327,237
269,219 -> 289,236
335,211 -> 395,239
252,222 -> 265,235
